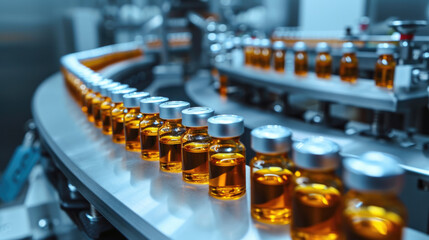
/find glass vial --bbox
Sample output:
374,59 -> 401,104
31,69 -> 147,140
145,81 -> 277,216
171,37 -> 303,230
110,88 -> 137,144
92,81 -> 119,128
260,39 -> 272,70
139,96 -> 169,161
291,137 -> 343,240
273,41 -> 286,73
293,41 -> 308,76
243,37 -> 253,66
342,152 -> 406,240
340,42 -> 359,83
374,43 -> 396,89
208,115 -> 246,200
100,84 -> 129,135
123,92 -> 150,151
81,74 -> 103,114
181,107 -> 215,184
250,125 -> 294,224
315,42 -> 332,79
85,79 -> 112,122
251,38 -> 261,67
158,101 -> 190,172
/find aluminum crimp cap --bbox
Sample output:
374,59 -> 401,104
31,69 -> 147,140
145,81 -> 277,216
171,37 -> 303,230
85,73 -> 104,87
242,37 -> 253,47
342,42 -> 356,54
92,79 -> 113,92
251,125 -> 292,154
208,114 -> 244,138
343,151 -> 404,192
260,38 -> 271,48
140,96 -> 169,114
273,41 -> 286,50
106,84 -> 129,98
293,136 -> 340,170
159,101 -> 190,119
377,43 -> 396,56
111,88 -> 137,103
99,82 -> 120,96
316,42 -> 331,53
123,91 -> 150,108
293,41 -> 307,52
182,107 -> 215,127
252,38 -> 261,47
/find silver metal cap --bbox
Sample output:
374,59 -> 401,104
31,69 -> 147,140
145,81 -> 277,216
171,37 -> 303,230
242,37 -> 253,47
106,84 -> 129,98
182,107 -> 215,127
208,115 -> 244,138
260,38 -> 271,48
273,41 -> 286,50
293,137 -> 340,170
252,38 -> 261,47
123,92 -> 150,108
342,42 -> 356,54
111,88 -> 137,103
377,43 -> 396,56
159,101 -> 190,119
92,79 -> 113,92
85,73 -> 104,86
316,42 -> 331,53
251,125 -> 292,154
344,151 -> 404,192
293,41 -> 307,52
99,82 -> 120,96
140,96 -> 169,114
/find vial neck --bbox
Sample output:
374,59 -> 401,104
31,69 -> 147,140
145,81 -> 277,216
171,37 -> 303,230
213,136 -> 241,143
255,152 -> 286,159
351,189 -> 398,198
378,54 -> 394,61
343,52 -> 356,57
143,113 -> 160,118
165,119 -> 183,126
298,168 -> 337,178
126,107 -> 140,112
186,126 -> 208,134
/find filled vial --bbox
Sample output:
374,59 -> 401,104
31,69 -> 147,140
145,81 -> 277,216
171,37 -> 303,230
81,73 -> 103,114
315,42 -> 332,79
342,152 -> 407,240
110,88 -> 137,144
100,84 -> 129,135
251,38 -> 261,67
158,101 -> 190,172
272,41 -> 286,73
84,79 -> 112,122
92,81 -> 118,128
123,92 -> 150,151
208,115 -> 246,200
340,42 -> 359,83
243,37 -> 253,66
250,125 -> 294,224
374,43 -> 396,89
181,107 -> 215,184
259,39 -> 272,70
293,41 -> 308,76
291,137 -> 343,240
139,96 -> 169,161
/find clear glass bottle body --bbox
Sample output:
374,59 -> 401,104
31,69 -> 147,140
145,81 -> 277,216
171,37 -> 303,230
140,113 -> 163,161
340,53 -> 358,83
342,190 -> 406,240
374,54 -> 395,89
159,119 -> 186,172
208,137 -> 246,200
273,49 -> 286,72
182,127 -> 211,184
124,107 -> 142,151
84,91 -> 98,122
111,103 -> 126,144
294,51 -> 308,76
260,48 -> 272,70
244,46 -> 253,65
291,169 -> 343,240
315,52 -> 332,79
92,95 -> 106,128
250,152 -> 294,224
100,97 -> 114,135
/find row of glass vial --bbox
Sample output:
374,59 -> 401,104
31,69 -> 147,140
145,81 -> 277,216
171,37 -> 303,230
243,39 -> 396,89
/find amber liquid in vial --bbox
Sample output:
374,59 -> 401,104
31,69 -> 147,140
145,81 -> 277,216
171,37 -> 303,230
291,184 -> 342,240
141,127 -> 159,160
183,142 -> 210,184
111,104 -> 126,144
124,108 -> 142,152
85,92 -> 97,122
315,52 -> 332,79
260,48 -> 271,70
100,99 -> 114,135
244,46 -> 253,65
81,88 -> 90,113
209,153 -> 246,200
252,47 -> 261,67
273,50 -> 286,72
219,75 -> 228,97
374,54 -> 395,89
294,51 -> 308,76
159,135 -> 183,172
92,96 -> 106,128
340,53 -> 358,83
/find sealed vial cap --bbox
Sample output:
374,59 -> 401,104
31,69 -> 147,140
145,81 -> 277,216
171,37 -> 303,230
208,115 -> 244,138
343,151 -> 404,192
111,88 -> 137,103
85,73 -> 103,85
293,41 -> 307,52
316,42 -> 331,53
273,41 -> 286,50
182,107 -> 215,127
99,82 -> 120,96
242,37 -> 253,47
92,79 -> 113,92
251,125 -> 292,154
106,84 -> 129,98
159,101 -> 190,119
293,137 -> 340,170
252,38 -> 261,47
123,91 -> 150,108
342,42 -> 356,54
140,96 -> 169,114
377,43 -> 396,55
260,38 -> 271,48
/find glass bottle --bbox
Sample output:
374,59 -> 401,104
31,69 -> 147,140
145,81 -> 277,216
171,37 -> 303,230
181,107 -> 214,184
342,152 -> 407,240
291,137 -> 343,240
92,81 -> 119,128
158,101 -> 190,172
100,84 -> 129,135
123,92 -> 150,151
110,88 -> 137,144
260,39 -> 272,70
208,115 -> 246,200
293,41 -> 308,76
315,42 -> 332,79
243,37 -> 253,66
81,73 -> 103,113
374,43 -> 396,89
139,96 -> 169,161
250,125 -> 294,224
340,42 -> 359,83
272,41 -> 286,73
84,79 -> 112,122
251,38 -> 261,67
